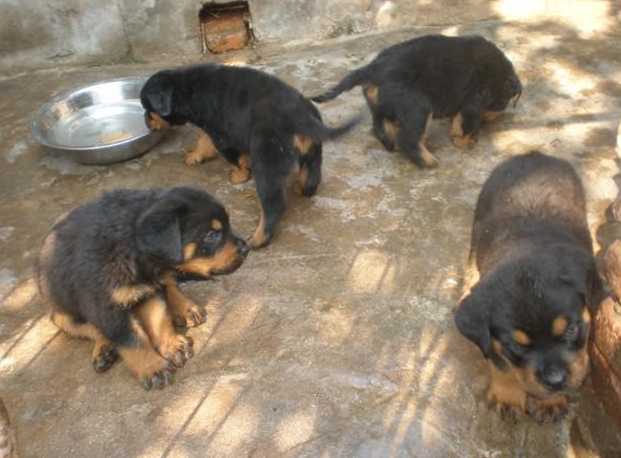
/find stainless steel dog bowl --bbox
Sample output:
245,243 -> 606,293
32,77 -> 163,165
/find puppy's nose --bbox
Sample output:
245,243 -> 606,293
539,367 -> 567,391
236,238 -> 250,257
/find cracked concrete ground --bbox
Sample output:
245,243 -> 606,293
1,18 -> 621,458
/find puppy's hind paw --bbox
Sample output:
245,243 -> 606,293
92,344 -> 119,373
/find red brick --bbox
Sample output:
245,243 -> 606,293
203,12 -> 249,53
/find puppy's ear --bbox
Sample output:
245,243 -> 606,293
144,74 -> 174,117
559,252 -> 605,312
136,198 -> 186,265
455,287 -> 492,358
146,89 -> 173,118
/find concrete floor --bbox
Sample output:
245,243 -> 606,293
1,19 -> 621,458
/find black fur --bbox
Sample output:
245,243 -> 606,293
312,34 -> 522,166
455,152 -> 602,400
141,64 -> 361,248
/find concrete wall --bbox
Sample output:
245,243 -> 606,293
1,0 -> 618,74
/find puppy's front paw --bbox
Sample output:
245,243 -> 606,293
184,149 -> 207,166
140,358 -> 176,391
173,303 -> 207,328
451,134 -> 477,149
526,395 -> 569,424
229,167 -> 252,184
486,382 -> 526,423
158,334 -> 194,369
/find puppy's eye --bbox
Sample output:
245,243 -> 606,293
565,323 -> 579,340
203,230 -> 222,244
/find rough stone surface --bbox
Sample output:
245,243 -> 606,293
1,14 -> 621,458
604,241 -> 621,299
590,296 -> 621,430
2,0 -> 617,73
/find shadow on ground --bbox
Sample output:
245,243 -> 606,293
1,3 -> 621,457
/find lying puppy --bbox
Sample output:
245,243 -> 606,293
312,34 -> 522,168
141,64 -> 360,249
455,151 -> 602,423
37,187 -> 249,390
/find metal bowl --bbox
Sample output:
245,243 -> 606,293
32,77 -> 163,165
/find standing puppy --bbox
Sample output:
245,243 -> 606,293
455,152 -> 602,423
141,64 -> 360,249
312,34 -> 521,168
38,187 -> 249,390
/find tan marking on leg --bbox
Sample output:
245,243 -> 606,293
487,360 -> 528,416
229,154 -> 252,184
482,111 -> 502,122
552,316 -> 568,336
110,284 -> 156,309
383,119 -> 399,145
185,130 -> 219,166
51,311 -> 116,370
364,84 -> 379,106
177,240 -> 242,276
248,208 -> 268,249
450,113 -> 464,138
161,272 -> 206,328
134,296 -> 193,368
451,113 -> 475,148
296,165 -> 309,196
147,113 -> 171,131
419,113 -> 438,168
183,243 -> 197,261
293,134 -> 313,156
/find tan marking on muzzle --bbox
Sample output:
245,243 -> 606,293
147,113 -> 171,130
177,240 -> 240,277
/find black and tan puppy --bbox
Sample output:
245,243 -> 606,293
37,187 -> 249,390
455,152 -> 602,423
312,34 -> 522,168
140,64 -> 360,249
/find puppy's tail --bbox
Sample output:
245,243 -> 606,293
311,67 -> 369,103
303,114 -> 362,142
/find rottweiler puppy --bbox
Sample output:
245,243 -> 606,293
140,64 -> 360,249
455,151 -> 602,423
37,187 -> 249,390
312,34 -> 522,168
